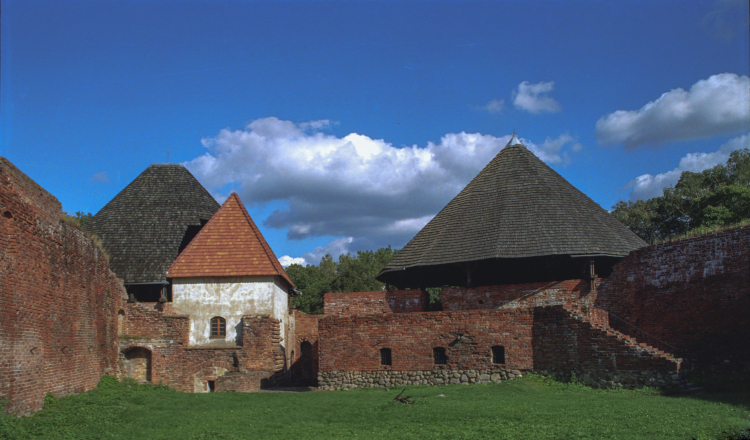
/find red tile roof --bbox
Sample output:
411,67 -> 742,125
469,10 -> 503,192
167,193 -> 294,288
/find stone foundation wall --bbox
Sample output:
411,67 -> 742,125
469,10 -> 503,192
317,368 -> 682,391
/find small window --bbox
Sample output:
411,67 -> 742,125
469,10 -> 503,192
210,317 -> 226,338
492,345 -> 505,364
380,348 -> 392,366
433,347 -> 447,365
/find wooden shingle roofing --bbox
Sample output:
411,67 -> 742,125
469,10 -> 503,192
167,193 -> 294,288
84,164 -> 220,284
377,139 -> 646,282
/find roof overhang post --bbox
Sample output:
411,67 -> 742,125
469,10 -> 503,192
588,259 -> 598,291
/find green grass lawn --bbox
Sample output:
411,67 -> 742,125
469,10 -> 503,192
2,375 -> 749,440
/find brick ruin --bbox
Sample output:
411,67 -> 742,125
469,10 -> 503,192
2,156 -> 749,415
1,159 -> 126,415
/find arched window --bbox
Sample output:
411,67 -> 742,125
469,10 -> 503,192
433,347 -> 447,365
492,345 -> 505,364
380,348 -> 392,366
210,317 -> 226,338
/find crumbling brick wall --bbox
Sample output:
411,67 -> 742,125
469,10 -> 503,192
442,279 -> 600,311
532,306 -> 680,372
289,309 -> 321,385
0,158 -> 127,415
318,306 -> 678,379
324,290 -> 426,317
596,226 -> 750,372
319,309 -> 535,371
119,302 -> 285,392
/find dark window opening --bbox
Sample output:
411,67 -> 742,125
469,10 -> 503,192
492,346 -> 505,364
433,347 -> 447,365
210,317 -> 226,338
207,380 -> 215,392
380,348 -> 392,366
125,284 -> 171,302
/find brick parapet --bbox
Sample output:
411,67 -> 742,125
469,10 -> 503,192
442,279 -> 600,311
323,290 -> 426,317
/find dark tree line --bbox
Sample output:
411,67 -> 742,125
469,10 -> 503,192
286,246 -> 398,314
611,148 -> 750,243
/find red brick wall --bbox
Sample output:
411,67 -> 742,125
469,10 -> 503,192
318,306 -> 679,374
319,309 -> 535,371
596,226 -> 750,372
119,302 -> 285,392
533,306 -> 679,371
289,309 -> 320,385
0,158 -> 127,415
324,290 -> 426,317
442,279 -> 600,311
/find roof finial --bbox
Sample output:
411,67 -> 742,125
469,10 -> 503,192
506,130 -> 523,147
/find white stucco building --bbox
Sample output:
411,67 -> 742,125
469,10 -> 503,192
167,193 -> 295,348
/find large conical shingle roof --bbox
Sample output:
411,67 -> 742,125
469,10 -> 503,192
167,193 -> 293,289
377,138 -> 646,287
84,164 -> 220,284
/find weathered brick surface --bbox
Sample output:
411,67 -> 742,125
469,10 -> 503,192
596,226 -> 750,371
118,302 -> 286,392
318,305 -> 678,379
288,309 -> 320,385
442,279 -> 600,311
324,290 -> 426,317
0,159 -> 127,415
319,309 -> 534,371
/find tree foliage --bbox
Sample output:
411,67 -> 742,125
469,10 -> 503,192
612,148 -> 750,242
287,246 -> 398,314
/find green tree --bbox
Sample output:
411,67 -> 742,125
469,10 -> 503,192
612,148 -> 750,242
287,246 -> 399,314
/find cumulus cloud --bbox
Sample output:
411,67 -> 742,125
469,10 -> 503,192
300,237 -> 355,266
480,99 -> 505,113
278,255 -> 307,267
627,133 -> 749,200
596,73 -> 750,149
90,172 -> 111,183
512,81 -> 562,114
186,117 -> 582,260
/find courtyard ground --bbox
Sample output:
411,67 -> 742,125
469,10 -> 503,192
2,375 -> 749,440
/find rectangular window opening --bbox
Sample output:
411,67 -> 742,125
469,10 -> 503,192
433,347 -> 447,365
207,380 -> 215,392
380,348 -> 392,366
492,346 -> 505,364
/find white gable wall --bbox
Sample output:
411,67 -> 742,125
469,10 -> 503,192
171,276 -> 289,347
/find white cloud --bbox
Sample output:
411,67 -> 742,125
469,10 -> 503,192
186,117 -> 582,260
480,99 -> 505,113
278,255 -> 307,267
90,172 -> 111,183
512,81 -> 562,114
596,73 -> 750,149
302,237 -> 354,266
627,133 -> 749,200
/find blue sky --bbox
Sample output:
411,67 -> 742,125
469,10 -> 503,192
2,0 -> 749,266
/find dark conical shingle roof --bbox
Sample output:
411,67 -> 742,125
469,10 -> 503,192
377,139 -> 646,285
84,164 -> 220,284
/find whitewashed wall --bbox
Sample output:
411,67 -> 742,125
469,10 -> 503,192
171,276 -> 289,347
